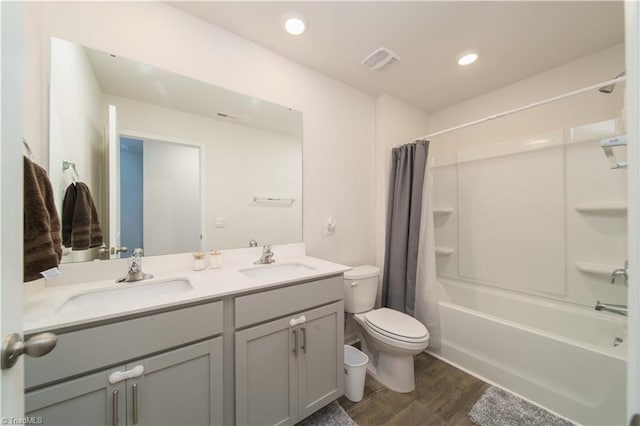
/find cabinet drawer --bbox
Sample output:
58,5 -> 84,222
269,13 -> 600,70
235,275 -> 343,328
26,300 -> 223,390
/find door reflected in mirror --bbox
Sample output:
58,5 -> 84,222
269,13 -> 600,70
48,37 -> 303,263
119,135 -> 202,257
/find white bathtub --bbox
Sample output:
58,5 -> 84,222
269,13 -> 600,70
430,278 -> 627,426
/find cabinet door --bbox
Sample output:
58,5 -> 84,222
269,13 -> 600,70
297,302 -> 344,419
131,338 -> 223,426
25,366 -> 126,426
235,316 -> 297,426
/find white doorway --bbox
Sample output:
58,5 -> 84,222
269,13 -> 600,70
118,132 -> 204,256
1,1 -> 26,418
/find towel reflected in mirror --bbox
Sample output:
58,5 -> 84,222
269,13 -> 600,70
62,182 -> 103,251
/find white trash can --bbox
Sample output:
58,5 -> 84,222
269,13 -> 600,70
344,345 -> 369,402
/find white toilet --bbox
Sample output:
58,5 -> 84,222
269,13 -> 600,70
344,265 -> 429,393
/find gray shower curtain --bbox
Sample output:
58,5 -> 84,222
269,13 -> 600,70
381,140 -> 429,315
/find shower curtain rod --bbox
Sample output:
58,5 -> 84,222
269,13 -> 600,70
396,74 -> 627,147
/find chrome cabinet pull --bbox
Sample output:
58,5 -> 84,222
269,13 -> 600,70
112,390 -> 119,426
301,327 -> 307,353
292,329 -> 298,357
132,383 -> 139,424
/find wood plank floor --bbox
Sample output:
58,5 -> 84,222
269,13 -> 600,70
338,353 -> 489,426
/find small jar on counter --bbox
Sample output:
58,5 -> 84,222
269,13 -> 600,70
210,250 -> 223,269
192,252 -> 206,271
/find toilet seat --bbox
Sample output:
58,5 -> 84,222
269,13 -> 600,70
363,308 -> 429,343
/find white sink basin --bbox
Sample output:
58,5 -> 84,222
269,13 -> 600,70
57,278 -> 193,314
239,263 -> 316,280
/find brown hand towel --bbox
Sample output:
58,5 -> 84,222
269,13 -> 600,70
24,156 -> 62,282
62,182 -> 103,250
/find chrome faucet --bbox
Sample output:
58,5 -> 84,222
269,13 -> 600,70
249,239 -> 258,248
611,261 -> 628,285
116,248 -> 153,283
595,301 -> 628,317
255,244 -> 275,265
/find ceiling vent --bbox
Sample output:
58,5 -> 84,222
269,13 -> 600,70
361,47 -> 400,71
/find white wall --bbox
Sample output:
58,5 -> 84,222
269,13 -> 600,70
24,2 -> 376,266
205,122 -> 302,250
108,95 -> 302,250
49,37 -> 103,217
49,37 -> 105,263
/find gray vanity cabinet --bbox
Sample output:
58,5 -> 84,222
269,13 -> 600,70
130,338 -> 223,426
26,338 -> 223,426
25,366 -> 126,426
235,301 -> 344,426
296,302 -> 344,419
235,314 -> 297,426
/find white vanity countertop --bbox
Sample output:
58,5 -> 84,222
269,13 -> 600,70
23,244 -> 352,334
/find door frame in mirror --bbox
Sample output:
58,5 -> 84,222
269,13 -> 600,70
115,127 -> 207,256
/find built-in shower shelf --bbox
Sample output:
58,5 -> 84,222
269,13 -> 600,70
574,203 -> 627,214
575,262 -> 616,278
433,207 -> 454,216
435,247 -> 454,256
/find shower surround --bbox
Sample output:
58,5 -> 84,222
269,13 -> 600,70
429,118 -> 627,425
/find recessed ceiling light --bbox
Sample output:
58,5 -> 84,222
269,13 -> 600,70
457,52 -> 479,66
285,17 -> 306,35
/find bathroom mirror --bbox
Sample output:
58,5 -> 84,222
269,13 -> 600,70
48,37 -> 303,262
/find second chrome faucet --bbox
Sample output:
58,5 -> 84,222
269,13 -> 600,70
117,248 -> 153,283
255,244 -> 275,265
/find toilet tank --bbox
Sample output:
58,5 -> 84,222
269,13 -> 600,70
343,265 -> 381,313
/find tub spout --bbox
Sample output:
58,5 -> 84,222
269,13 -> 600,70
595,301 -> 628,317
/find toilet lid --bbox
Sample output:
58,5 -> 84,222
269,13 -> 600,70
364,308 -> 428,341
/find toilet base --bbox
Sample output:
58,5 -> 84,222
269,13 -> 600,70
366,352 -> 416,393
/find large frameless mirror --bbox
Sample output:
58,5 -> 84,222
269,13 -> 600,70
48,37 -> 303,262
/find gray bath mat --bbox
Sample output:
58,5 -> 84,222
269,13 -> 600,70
296,401 -> 358,426
469,386 -> 573,426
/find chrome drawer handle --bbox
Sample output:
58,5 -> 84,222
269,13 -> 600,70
292,329 -> 298,357
112,390 -> 119,426
301,327 -> 307,353
132,383 -> 139,424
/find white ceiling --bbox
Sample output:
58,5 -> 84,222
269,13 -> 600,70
170,1 -> 624,113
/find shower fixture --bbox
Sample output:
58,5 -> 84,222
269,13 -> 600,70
599,71 -> 626,94
601,135 -> 627,169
